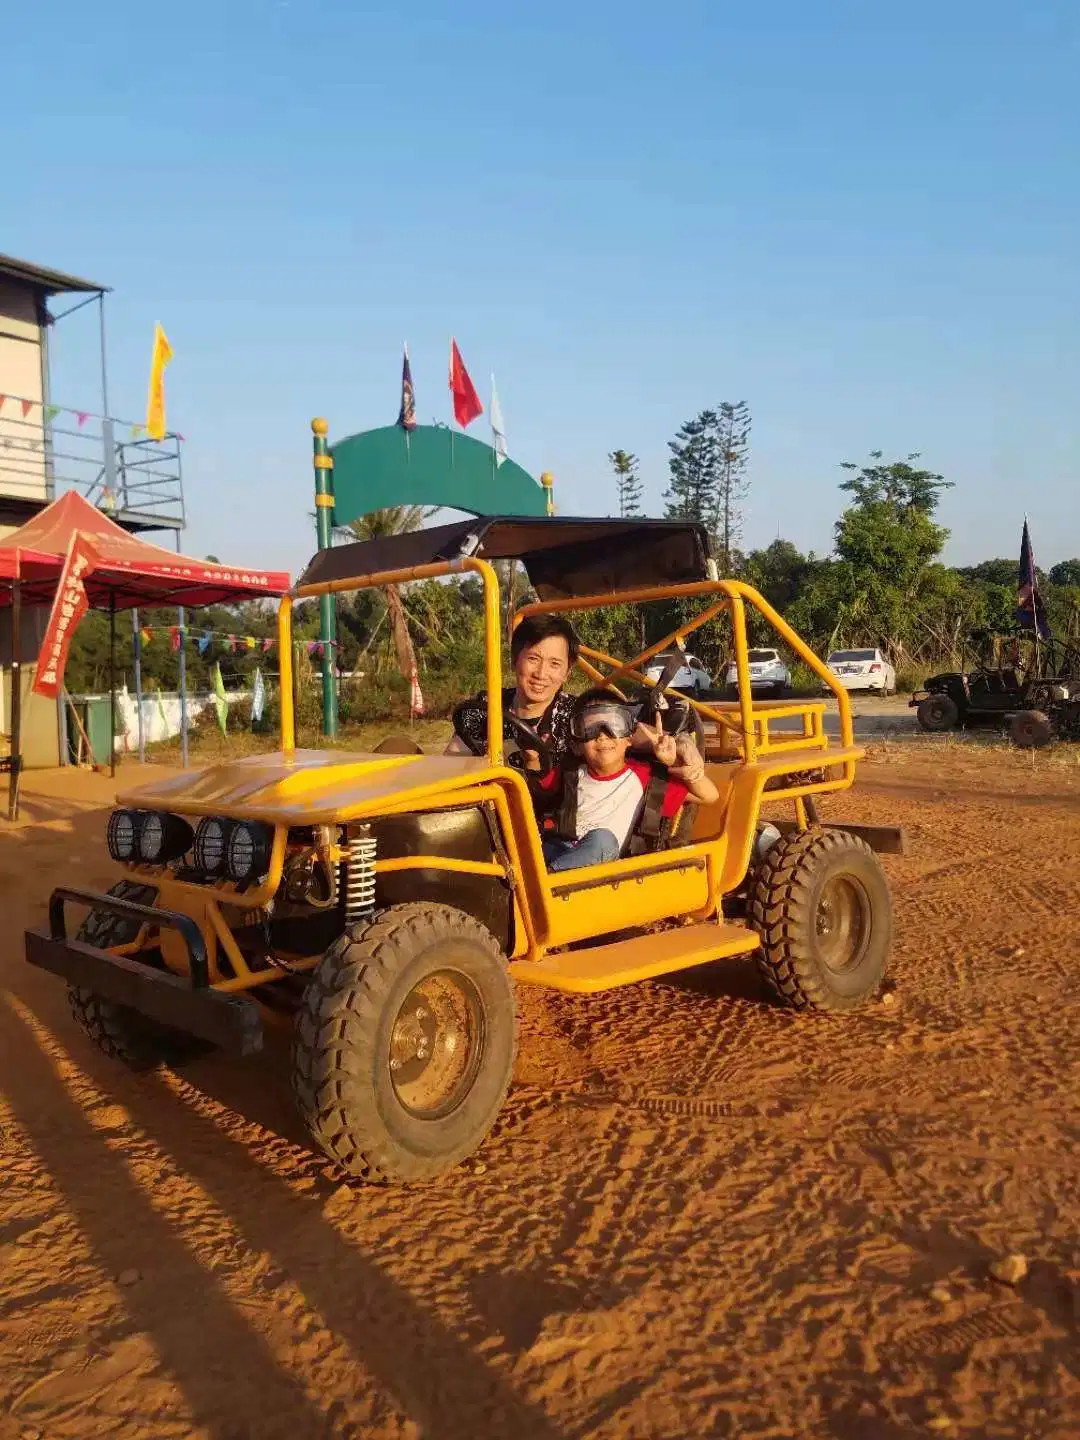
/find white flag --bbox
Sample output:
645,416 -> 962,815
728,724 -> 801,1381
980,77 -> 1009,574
252,667 -> 266,724
490,375 -> 507,468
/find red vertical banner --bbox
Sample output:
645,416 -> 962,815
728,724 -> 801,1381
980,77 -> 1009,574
33,535 -> 100,699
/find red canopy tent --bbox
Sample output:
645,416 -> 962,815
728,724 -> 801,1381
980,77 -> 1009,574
0,491 -> 290,608
0,491 -> 291,819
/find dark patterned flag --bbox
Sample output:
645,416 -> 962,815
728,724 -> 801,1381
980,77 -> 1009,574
397,345 -> 417,431
1017,518 -> 1051,639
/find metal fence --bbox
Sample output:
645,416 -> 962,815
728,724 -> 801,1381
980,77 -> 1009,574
0,394 -> 185,531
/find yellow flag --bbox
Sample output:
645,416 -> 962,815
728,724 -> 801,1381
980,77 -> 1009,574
145,323 -> 174,441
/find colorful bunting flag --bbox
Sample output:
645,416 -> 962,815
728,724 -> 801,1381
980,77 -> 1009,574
198,635 -> 211,655
262,637 -> 274,653
76,411 -> 89,427
252,668 -> 266,725
212,662 -> 228,736
45,405 -> 60,422
21,399 -> 32,419
0,395 -> 7,411
140,626 -> 153,646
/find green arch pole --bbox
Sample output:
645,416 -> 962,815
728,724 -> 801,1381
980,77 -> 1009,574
312,417 -> 338,738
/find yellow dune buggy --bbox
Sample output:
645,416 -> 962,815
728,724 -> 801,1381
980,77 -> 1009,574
26,516 -> 896,1182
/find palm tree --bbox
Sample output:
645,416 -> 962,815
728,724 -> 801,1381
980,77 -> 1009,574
336,506 -> 436,685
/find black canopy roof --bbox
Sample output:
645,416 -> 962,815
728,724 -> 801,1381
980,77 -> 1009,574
296,516 -> 712,601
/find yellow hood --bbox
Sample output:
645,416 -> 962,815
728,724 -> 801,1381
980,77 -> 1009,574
116,748 -> 495,826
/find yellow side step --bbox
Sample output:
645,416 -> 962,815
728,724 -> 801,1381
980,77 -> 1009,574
508,921 -> 760,995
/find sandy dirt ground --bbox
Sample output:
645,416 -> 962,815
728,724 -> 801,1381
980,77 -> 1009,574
1,742 -> 1079,1439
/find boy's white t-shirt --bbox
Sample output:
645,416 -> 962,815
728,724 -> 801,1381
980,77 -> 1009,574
569,760 -> 688,850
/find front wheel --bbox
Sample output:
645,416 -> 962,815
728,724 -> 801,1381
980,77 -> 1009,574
68,880 -> 210,1070
749,829 -> 892,1012
292,903 -> 516,1182
916,694 -> 959,732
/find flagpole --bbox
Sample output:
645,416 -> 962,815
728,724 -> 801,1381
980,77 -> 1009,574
403,342 -> 410,460
132,610 -> 145,764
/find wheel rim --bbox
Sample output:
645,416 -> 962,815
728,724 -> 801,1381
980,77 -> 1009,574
388,969 -> 485,1120
815,874 -> 872,974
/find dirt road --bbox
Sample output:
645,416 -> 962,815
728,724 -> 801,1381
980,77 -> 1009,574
2,747 -> 1078,1438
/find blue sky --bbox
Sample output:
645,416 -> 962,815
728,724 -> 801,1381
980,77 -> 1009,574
4,0 -> 1078,575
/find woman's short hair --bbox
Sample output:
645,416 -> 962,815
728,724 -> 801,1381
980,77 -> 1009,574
510,613 -> 580,666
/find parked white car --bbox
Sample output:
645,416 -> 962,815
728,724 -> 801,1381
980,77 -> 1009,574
644,651 -> 713,694
724,648 -> 791,696
825,648 -> 896,694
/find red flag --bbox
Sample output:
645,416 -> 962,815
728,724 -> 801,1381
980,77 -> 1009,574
449,340 -> 483,429
33,534 -> 100,699
20,399 -> 33,419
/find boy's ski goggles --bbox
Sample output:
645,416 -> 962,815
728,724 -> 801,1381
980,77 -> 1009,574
570,704 -> 635,742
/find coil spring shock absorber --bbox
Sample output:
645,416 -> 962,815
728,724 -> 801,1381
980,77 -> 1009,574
344,823 -> 376,926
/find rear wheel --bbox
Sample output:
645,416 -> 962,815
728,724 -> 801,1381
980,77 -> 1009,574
1009,709 -> 1053,749
292,903 -> 515,1182
68,880 -> 209,1070
916,694 -> 959,732
749,829 -> 892,1012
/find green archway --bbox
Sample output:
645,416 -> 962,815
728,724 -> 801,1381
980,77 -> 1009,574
329,424 -> 549,524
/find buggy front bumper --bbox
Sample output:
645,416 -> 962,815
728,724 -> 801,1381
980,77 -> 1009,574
25,886 -> 263,1056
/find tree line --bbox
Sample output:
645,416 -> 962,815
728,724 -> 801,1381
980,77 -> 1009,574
610,413 -> 1079,685
63,419 -> 1079,718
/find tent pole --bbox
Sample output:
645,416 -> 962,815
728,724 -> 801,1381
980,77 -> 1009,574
109,594 -> 116,778
175,533 -> 188,768
132,608 -> 145,764
8,577 -> 22,821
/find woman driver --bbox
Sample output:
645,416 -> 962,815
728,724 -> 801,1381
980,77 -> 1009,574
445,614 -> 579,767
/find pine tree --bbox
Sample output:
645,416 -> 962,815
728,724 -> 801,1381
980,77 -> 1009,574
663,411 -> 718,526
608,449 -> 644,516
715,400 -> 751,571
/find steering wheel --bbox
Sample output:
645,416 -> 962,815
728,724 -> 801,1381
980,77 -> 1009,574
505,713 -> 554,777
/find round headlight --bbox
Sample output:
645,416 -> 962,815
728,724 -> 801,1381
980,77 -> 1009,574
139,811 -> 165,862
139,811 -> 195,865
107,808 -> 140,861
194,817 -> 230,874
226,822 -> 272,883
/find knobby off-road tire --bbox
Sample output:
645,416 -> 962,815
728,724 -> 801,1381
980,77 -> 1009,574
68,880 -> 209,1071
916,694 -> 959,733
292,903 -> 516,1183
749,829 -> 892,1013
1009,709 -> 1053,749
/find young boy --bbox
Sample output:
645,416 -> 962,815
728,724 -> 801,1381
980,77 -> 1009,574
533,689 -> 719,873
